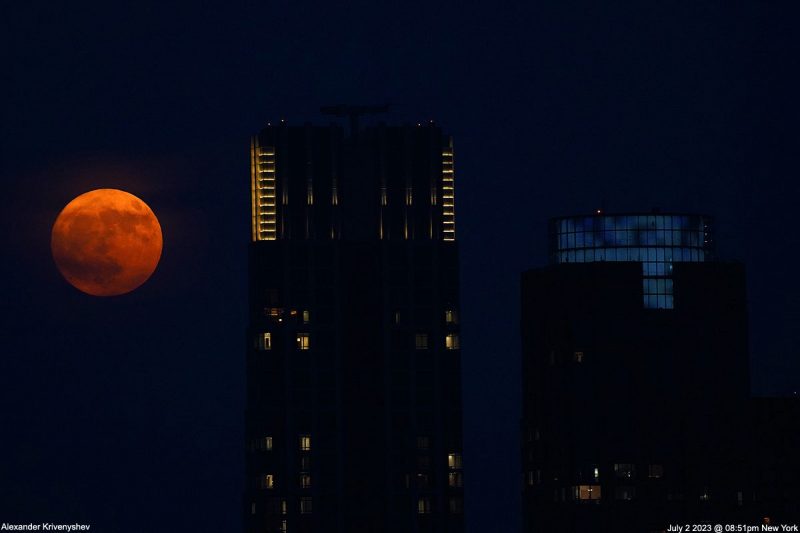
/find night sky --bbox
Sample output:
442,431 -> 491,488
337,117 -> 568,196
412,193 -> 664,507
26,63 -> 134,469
2,2 -> 799,531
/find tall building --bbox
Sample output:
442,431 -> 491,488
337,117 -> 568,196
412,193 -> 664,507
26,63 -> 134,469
748,397 -> 800,523
244,116 -> 465,533
521,212 -> 751,532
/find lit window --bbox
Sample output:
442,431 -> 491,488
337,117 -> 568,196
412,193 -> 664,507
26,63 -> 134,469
445,309 -> 458,324
254,436 -> 273,451
302,310 -> 310,324
300,497 -> 312,514
281,500 -> 287,515
299,435 -> 311,451
445,333 -> 460,350
297,333 -> 310,350
593,467 -> 599,481
300,474 -> 311,489
573,485 -> 601,501
417,497 -> 431,514
257,333 -> 271,351
449,496 -> 463,514
250,502 -> 256,515
280,520 -> 287,533
266,307 -> 283,320
448,452 -> 463,469
394,311 -> 401,324
448,471 -> 463,487
648,464 -> 663,478
415,333 -> 428,350
260,474 -> 275,489
614,463 -> 635,479
417,436 -> 430,450
573,351 -> 583,363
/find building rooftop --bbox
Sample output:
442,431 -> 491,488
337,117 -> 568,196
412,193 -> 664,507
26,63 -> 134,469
549,211 -> 715,309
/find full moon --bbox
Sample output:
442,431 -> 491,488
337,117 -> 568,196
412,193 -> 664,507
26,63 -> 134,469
51,189 -> 163,296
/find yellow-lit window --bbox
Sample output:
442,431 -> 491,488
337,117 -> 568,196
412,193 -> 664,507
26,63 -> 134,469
261,474 -> 275,489
300,497 -> 312,514
266,307 -> 283,319
281,500 -> 287,515
417,497 -> 431,514
574,485 -> 601,500
445,333 -> 460,350
280,519 -> 287,532
297,333 -> 310,350
574,351 -> 584,363
648,464 -> 663,478
302,310 -> 310,324
448,471 -> 463,487
300,474 -> 311,489
448,452 -> 463,469
257,333 -> 271,351
254,436 -> 272,451
445,309 -> 458,324
415,333 -> 428,350
299,435 -> 311,451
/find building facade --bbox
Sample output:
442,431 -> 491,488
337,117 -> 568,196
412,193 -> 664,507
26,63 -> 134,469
748,397 -> 800,523
244,119 -> 464,533
521,212 -> 751,532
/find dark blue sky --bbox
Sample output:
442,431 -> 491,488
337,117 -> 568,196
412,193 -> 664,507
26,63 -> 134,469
2,2 -> 798,531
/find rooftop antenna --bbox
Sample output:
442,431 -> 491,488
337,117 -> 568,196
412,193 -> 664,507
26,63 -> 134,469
320,104 -> 390,136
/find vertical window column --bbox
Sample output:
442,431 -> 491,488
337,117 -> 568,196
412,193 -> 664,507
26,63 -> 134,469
252,143 -> 277,241
442,140 -> 456,241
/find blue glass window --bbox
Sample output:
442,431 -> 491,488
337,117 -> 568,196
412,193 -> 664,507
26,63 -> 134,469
551,214 -> 711,311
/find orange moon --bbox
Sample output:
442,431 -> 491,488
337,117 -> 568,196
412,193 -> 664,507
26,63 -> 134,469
51,189 -> 163,296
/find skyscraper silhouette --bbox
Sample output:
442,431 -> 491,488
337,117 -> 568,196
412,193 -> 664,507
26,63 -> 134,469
521,212 -> 750,531
244,117 -> 465,533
